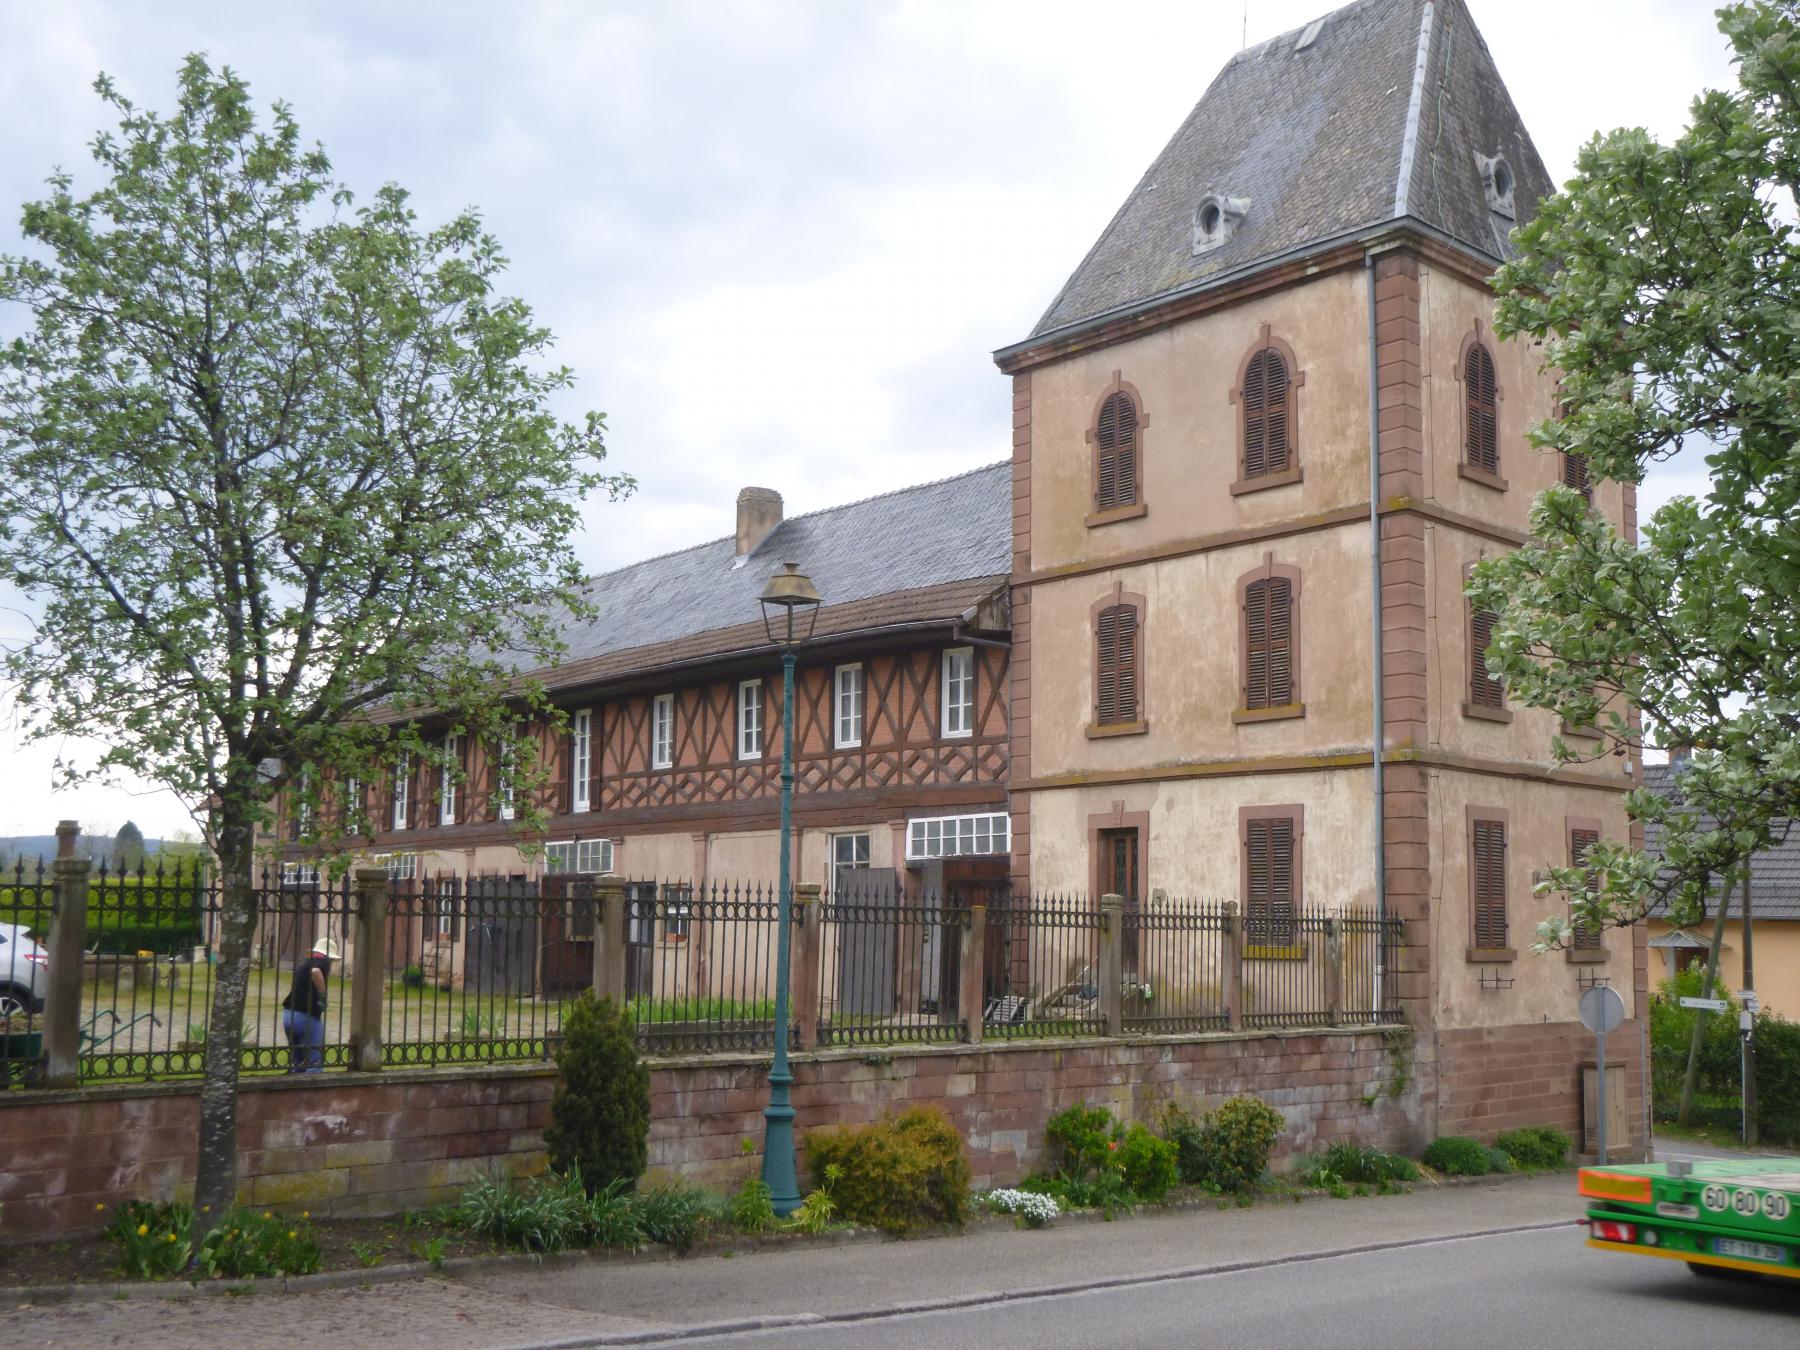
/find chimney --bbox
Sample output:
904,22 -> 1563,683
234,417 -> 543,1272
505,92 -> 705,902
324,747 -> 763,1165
736,487 -> 783,559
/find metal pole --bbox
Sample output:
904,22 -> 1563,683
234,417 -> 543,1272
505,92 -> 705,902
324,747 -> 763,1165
761,643 -> 802,1216
1741,868 -> 1757,1145
1597,1026 -> 1608,1166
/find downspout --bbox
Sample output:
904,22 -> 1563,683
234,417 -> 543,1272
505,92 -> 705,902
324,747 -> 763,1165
1366,252 -> 1387,1015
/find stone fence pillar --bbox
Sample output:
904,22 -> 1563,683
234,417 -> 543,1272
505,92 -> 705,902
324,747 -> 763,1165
43,821 -> 88,1089
959,903 -> 986,1044
347,866 -> 388,1071
1099,893 -> 1125,1038
792,882 -> 822,1049
593,876 -> 629,1007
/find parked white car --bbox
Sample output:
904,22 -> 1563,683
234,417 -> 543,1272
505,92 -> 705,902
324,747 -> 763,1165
0,922 -> 48,1018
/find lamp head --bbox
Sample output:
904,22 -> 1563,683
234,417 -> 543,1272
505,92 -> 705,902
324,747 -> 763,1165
759,562 -> 822,646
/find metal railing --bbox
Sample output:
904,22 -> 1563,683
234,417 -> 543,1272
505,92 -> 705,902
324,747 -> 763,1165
815,891 -> 966,1047
626,880 -> 786,1053
1122,898 -> 1230,1033
981,894 -> 1107,1039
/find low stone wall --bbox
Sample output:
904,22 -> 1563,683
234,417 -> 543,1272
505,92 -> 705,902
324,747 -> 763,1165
1434,1017 -> 1650,1155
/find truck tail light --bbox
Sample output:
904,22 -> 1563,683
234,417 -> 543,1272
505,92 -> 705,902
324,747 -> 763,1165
1591,1219 -> 1637,1243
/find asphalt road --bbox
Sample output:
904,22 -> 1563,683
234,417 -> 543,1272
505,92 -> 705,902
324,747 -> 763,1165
674,1224 -> 1800,1350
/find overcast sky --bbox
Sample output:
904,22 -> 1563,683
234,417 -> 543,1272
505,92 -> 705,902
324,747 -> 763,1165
0,0 -> 1738,842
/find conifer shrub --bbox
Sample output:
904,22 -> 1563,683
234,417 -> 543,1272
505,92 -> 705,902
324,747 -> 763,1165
544,993 -> 650,1193
803,1106 -> 972,1234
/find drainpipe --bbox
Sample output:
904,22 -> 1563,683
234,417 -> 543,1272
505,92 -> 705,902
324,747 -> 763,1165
1366,252 -> 1386,1014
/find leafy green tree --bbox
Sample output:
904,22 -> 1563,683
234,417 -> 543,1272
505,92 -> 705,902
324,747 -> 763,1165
0,58 -> 628,1224
1468,1 -> 1800,945
113,820 -> 147,871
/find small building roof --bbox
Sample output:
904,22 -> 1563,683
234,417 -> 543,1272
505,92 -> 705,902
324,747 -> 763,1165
1641,762 -> 1800,922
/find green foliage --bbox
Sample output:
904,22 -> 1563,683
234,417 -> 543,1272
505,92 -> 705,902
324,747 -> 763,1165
803,1106 -> 973,1234
1755,1015 -> 1800,1146
1294,1142 -> 1419,1194
1113,1123 -> 1179,1202
584,1178 -> 649,1249
544,993 -> 650,1194
634,1181 -> 717,1254
1019,1170 -> 1136,1218
458,1167 -> 646,1254
196,1208 -> 322,1279
1484,1146 -> 1515,1174
1494,1126 -> 1572,1170
0,872 -> 208,954
113,822 -> 147,871
783,1164 -> 842,1235
1164,1097 -> 1285,1193
1649,970 -> 1743,1106
1043,1103 -> 1117,1180
1421,1136 -> 1492,1177
628,996 -> 775,1024
728,1178 -> 777,1235
103,1199 -> 193,1278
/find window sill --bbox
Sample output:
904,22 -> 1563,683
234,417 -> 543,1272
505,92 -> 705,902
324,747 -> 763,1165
1458,461 -> 1510,492
1233,702 -> 1305,725
1465,946 -> 1517,964
1229,466 -> 1303,496
1461,700 -> 1513,724
1565,947 -> 1609,965
1558,722 -> 1603,741
1244,943 -> 1306,961
1086,720 -> 1148,740
1085,502 -> 1148,528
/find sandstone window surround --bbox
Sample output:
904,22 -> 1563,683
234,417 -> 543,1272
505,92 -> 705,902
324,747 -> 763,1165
1467,805 -> 1513,962
1087,583 -> 1147,738
1085,372 -> 1149,527
1229,326 -> 1305,495
1456,323 -> 1507,491
1566,815 -> 1608,964
1239,804 -> 1302,955
1234,556 -> 1303,724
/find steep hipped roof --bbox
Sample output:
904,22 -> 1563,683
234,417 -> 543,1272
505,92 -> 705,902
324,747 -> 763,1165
1641,763 -> 1800,922
1025,0 -> 1553,342
530,462 -> 1012,692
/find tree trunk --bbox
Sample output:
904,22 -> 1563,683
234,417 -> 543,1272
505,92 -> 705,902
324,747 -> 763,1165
192,804 -> 260,1238
1676,872 -> 1731,1129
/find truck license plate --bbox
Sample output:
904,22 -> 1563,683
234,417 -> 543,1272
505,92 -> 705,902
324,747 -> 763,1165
1713,1238 -> 1785,1264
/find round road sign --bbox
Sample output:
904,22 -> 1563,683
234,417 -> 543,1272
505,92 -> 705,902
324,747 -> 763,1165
1578,984 -> 1626,1035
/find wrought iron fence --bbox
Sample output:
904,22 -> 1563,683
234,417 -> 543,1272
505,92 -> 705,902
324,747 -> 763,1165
0,859 -> 55,1085
816,890 -> 966,1047
627,880 -> 787,1053
1339,909 -> 1405,1026
981,893 -> 1107,1039
1122,897 -> 1230,1033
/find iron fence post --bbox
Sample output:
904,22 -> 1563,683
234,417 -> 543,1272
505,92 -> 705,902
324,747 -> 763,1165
347,867 -> 388,1071
1222,900 -> 1243,1031
593,876 -> 628,1007
1324,915 -> 1344,1027
43,821 -> 89,1089
1099,893 -> 1125,1038
960,903 -> 986,1044
793,882 -> 822,1049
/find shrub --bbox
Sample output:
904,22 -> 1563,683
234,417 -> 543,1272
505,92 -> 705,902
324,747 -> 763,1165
196,1207 -> 322,1278
460,1169 -> 591,1253
584,1178 -> 647,1248
103,1199 -> 193,1279
1114,1123 -> 1179,1202
544,993 -> 650,1194
1421,1135 -> 1491,1177
1044,1103 -> 1116,1180
1296,1141 -> 1419,1190
1166,1096 -> 1284,1192
1757,1014 -> 1800,1146
635,1181 -> 717,1254
1019,1170 -> 1136,1217
784,1164 -> 841,1234
1649,970 -> 1741,1107
803,1105 -> 972,1234
728,1177 -> 777,1234
1484,1146 -> 1515,1173
1494,1125 -> 1571,1170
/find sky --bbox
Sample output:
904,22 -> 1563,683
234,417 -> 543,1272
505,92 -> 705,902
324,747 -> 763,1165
0,0 -> 1741,841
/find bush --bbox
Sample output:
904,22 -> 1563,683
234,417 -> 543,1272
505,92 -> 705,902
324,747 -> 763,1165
103,1199 -> 193,1278
1114,1123 -> 1179,1202
1166,1097 -> 1284,1192
1757,1014 -> 1800,1146
728,1177 -> 777,1234
1494,1125 -> 1571,1170
1649,970 -> 1741,1106
634,1181 -> 717,1254
1421,1135 -> 1491,1176
1019,1170 -> 1136,1217
544,993 -> 650,1194
1044,1103 -> 1116,1180
1295,1142 -> 1419,1191
196,1207 -> 322,1278
1484,1146 -> 1515,1174
804,1106 -> 972,1234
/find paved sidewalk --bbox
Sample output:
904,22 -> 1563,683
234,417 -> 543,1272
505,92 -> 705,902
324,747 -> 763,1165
15,1174 -> 1580,1349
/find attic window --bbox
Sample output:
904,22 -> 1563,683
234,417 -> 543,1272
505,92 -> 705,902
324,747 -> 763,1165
1192,194 -> 1249,255
1476,153 -> 1516,219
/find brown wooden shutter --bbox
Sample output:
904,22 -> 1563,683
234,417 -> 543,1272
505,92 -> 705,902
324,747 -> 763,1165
1472,819 -> 1507,948
1243,577 -> 1293,709
1242,348 -> 1290,479
1562,451 -> 1592,503
1095,605 -> 1138,725
1245,817 -> 1295,941
1469,608 -> 1504,708
1570,827 -> 1602,949
1465,346 -> 1499,474
1096,392 -> 1138,511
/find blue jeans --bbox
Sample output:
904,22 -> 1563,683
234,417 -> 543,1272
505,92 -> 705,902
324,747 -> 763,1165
283,1010 -> 324,1073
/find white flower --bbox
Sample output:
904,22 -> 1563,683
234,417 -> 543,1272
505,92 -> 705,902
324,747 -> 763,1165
983,1189 -> 1060,1226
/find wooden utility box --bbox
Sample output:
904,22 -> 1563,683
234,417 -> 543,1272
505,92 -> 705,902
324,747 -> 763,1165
1580,1062 -> 1630,1155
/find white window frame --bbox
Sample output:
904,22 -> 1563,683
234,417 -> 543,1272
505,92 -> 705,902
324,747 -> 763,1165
375,852 -> 417,880
345,776 -> 362,834
905,812 -> 1010,862
833,664 -> 864,749
831,831 -> 872,896
737,680 -> 764,760
495,740 -> 515,822
280,861 -> 319,887
576,838 -> 614,874
439,735 -> 459,826
392,753 -> 411,832
652,694 -> 674,770
941,647 -> 975,739
436,880 -> 456,937
572,709 -> 593,811
543,840 -> 574,873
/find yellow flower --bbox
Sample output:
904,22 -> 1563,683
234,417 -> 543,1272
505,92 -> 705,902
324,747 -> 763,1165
287,1230 -> 297,1240
96,1203 -> 107,1211
262,1211 -> 272,1219
202,1206 -> 211,1213
301,1211 -> 309,1219
167,1233 -> 179,1243
136,1223 -> 148,1236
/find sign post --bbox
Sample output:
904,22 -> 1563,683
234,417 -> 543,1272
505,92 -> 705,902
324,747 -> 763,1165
1578,984 -> 1627,1164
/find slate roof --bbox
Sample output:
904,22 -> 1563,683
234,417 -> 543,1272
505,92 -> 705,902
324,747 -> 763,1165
528,461 -> 1012,693
1023,0 -> 1554,343
1641,762 -> 1800,922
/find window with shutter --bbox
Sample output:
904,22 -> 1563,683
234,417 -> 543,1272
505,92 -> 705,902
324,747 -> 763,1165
1570,827 -> 1603,950
1242,347 -> 1291,480
1471,817 -> 1508,950
1464,345 -> 1499,475
1244,816 -> 1296,944
1243,576 -> 1293,709
1095,604 -> 1139,726
1562,450 -> 1592,504
1468,607 -> 1505,709
1095,391 -> 1139,512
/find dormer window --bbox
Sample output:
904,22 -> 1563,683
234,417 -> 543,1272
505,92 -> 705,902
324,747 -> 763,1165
1476,153 -> 1516,219
1192,194 -> 1250,255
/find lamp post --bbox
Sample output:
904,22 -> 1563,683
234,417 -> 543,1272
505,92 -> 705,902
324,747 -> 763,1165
757,560 -> 822,1216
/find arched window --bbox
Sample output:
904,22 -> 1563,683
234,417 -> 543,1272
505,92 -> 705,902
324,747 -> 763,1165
1464,343 -> 1500,476
1095,603 -> 1140,727
1087,376 -> 1147,518
1242,348 -> 1291,479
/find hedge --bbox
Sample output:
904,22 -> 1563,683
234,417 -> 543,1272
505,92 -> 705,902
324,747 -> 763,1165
0,873 -> 206,955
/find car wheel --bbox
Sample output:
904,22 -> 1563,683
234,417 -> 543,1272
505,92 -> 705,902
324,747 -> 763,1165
0,989 -> 28,1019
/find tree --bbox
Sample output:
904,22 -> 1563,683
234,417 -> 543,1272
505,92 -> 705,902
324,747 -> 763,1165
1468,1 -> 1800,946
0,58 -> 628,1226
113,820 -> 147,871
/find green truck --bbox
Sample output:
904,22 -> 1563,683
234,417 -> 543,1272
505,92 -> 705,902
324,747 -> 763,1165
1581,1160 -> 1800,1281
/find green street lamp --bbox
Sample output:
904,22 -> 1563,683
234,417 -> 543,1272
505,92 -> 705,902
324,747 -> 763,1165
757,560 -> 822,1216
